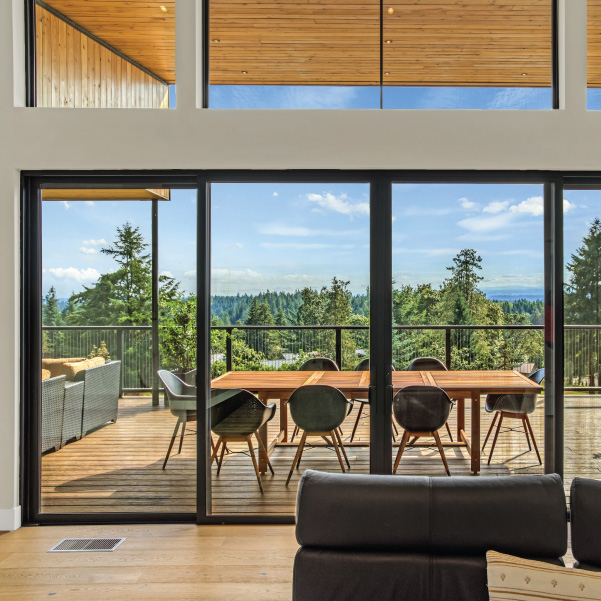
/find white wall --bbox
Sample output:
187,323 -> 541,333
0,0 -> 597,529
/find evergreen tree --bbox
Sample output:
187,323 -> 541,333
42,286 -> 63,326
296,287 -> 326,325
245,297 -> 275,325
445,249 -> 483,307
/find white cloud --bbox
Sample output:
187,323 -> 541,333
564,199 -> 576,213
458,197 -> 478,210
256,223 -> 361,237
392,247 -> 459,257
79,247 -> 96,255
82,238 -> 107,247
160,270 -> 174,278
48,267 -> 100,283
509,196 -> 544,217
458,212 -> 515,233
306,193 -> 369,217
483,200 -> 510,214
273,192 -> 279,197
184,269 -> 196,278
224,242 -> 243,249
85,201 -> 95,207
62,201 -> 71,210
260,242 -> 339,250
392,216 -> 397,222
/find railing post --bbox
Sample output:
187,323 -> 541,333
445,328 -> 451,369
116,328 -> 124,397
226,327 -> 233,372
335,327 -> 342,369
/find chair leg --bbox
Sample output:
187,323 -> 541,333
217,439 -> 227,475
487,413 -> 504,465
287,431 -> 307,485
525,415 -> 542,465
211,436 -> 217,455
522,417 -> 532,451
291,425 -> 299,443
255,431 -> 275,475
334,428 -> 351,469
350,403 -> 364,442
162,418 -> 182,470
482,411 -> 499,452
392,419 -> 399,436
178,415 -> 188,454
445,421 -> 453,442
434,430 -> 451,476
408,436 -> 418,446
211,436 -> 222,465
330,430 -> 346,473
247,436 -> 264,494
393,430 -> 411,474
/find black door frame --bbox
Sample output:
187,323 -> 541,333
22,169 -> 572,525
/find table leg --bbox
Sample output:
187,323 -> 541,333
471,392 -> 481,475
280,397 -> 288,441
257,393 -> 269,474
456,397 -> 465,439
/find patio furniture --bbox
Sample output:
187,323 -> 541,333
349,359 -> 399,442
41,375 -> 83,452
292,356 -> 345,442
407,356 -> 454,441
210,388 -> 276,493
392,384 -> 454,476
293,470 -> 567,601
158,370 -> 197,469
77,360 -> 122,436
481,367 -> 544,465
286,384 -> 352,485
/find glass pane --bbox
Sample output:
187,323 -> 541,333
563,189 -> 601,488
392,183 -> 544,477
40,188 -> 196,514
209,0 -> 380,108
210,182 -> 369,515
35,2 -> 174,108
383,1 -> 552,109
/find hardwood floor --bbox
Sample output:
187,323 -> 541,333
0,524 -> 297,600
40,394 -> 601,515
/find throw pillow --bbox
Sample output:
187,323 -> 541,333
487,550 -> 601,600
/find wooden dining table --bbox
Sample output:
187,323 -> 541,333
211,369 -> 543,475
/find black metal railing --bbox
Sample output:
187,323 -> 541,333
41,324 -> 601,392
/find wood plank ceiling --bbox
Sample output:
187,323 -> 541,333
39,0 -> 601,88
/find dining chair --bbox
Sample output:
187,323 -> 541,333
286,384 -> 351,485
407,356 -> 454,441
349,359 -> 399,442
291,356 -> 346,442
392,384 -> 454,476
481,368 -> 544,465
210,388 -> 276,493
158,370 -> 199,469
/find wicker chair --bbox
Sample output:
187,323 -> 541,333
41,375 -> 84,452
392,385 -> 454,476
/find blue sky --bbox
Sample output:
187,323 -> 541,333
42,183 -> 600,302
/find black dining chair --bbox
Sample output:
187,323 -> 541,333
392,384 -> 454,476
286,384 -> 352,485
407,356 -> 454,441
481,368 -> 544,465
210,388 -> 276,493
349,359 -> 399,442
291,356 -> 345,442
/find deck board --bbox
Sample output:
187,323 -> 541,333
40,393 -> 601,514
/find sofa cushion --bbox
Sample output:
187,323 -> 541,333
296,471 -> 567,558
571,477 -> 601,570
487,550 -> 601,600
41,369 -> 51,381
61,359 -> 96,381
41,357 -> 85,378
88,356 -> 106,367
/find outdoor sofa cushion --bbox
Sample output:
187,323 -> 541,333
41,357 -> 85,378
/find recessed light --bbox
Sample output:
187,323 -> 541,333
521,72 -> 528,76
384,72 -> 390,75
212,39 -> 221,43
387,7 -> 394,14
384,40 -> 393,44
160,5 -> 168,12
241,71 -> 248,74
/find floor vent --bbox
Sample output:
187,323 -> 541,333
48,538 -> 125,552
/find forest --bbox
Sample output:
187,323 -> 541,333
41,218 -> 601,385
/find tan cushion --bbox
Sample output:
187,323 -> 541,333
41,369 -> 51,381
41,358 -> 85,378
88,356 -> 106,367
60,359 -> 95,381
487,550 -> 601,600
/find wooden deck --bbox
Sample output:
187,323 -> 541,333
41,394 -> 601,515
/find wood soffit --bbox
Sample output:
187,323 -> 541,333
38,1 -> 601,88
